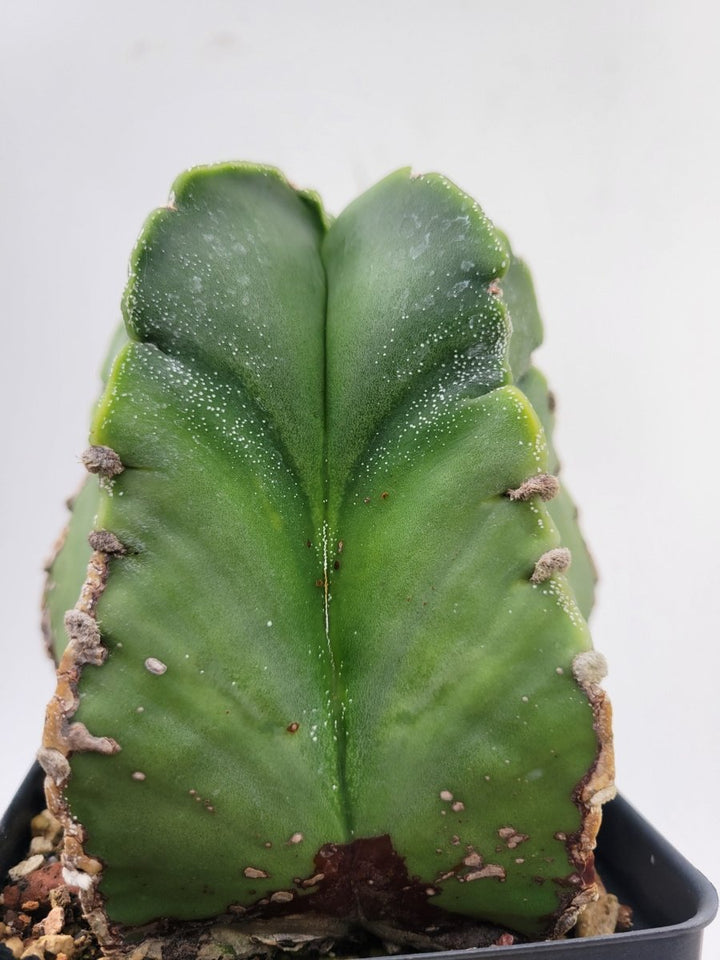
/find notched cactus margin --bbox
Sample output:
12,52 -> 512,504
554,652 -> 616,936
482,471 -> 612,939
517,367 -> 598,620
39,453 -> 127,948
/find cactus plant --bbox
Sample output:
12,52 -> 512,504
39,164 -> 615,953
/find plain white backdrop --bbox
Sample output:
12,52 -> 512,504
1,0 -> 718,952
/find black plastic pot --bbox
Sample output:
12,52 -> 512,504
1,764 -> 716,959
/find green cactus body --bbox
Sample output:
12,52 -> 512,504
41,165 -> 613,948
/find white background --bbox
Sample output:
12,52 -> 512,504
1,0 -> 718,953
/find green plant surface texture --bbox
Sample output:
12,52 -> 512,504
47,326 -> 128,662
43,478 -> 97,658
46,165 -> 603,939
517,366 -> 597,619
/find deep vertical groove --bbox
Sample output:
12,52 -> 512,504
320,249 -> 352,839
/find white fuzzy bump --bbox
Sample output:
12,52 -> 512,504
572,650 -> 609,687
62,866 -> 94,891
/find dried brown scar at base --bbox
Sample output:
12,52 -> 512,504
40,538 -> 120,947
81,445 -> 124,478
506,473 -> 559,502
87,530 -> 126,555
243,867 -> 269,879
531,547 -> 571,583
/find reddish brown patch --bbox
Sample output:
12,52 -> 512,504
495,932 -> 515,946
2,863 -> 75,912
256,835 -> 507,934
217,834 -> 527,952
